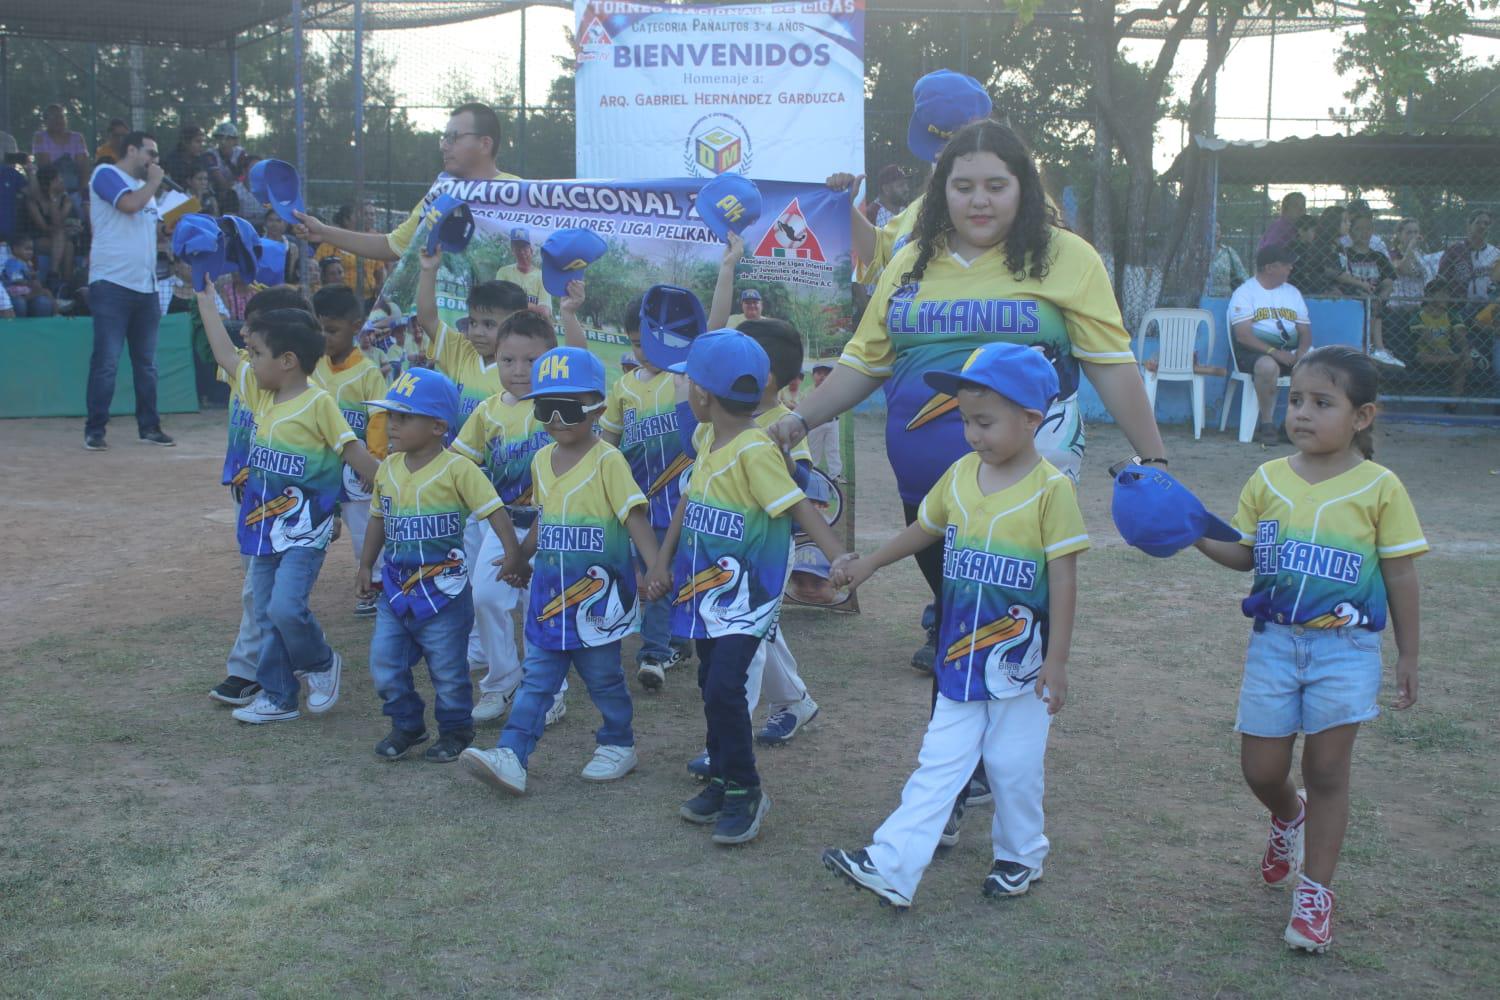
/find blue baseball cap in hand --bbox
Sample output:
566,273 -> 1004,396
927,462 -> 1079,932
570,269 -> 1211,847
366,367 -> 461,428
171,213 -> 230,290
252,159 -> 305,224
669,329 -> 769,404
523,347 -> 608,398
908,69 -> 993,163
423,194 -> 475,256
218,215 -> 261,281
255,238 -> 287,285
639,284 -> 707,370
923,341 -> 1060,414
697,174 -> 762,242
541,227 -> 608,297
1111,464 -> 1242,558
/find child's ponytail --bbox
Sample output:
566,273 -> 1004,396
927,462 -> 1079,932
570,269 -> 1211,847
1293,345 -> 1379,459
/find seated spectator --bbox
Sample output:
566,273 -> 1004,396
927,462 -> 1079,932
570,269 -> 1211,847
232,154 -> 261,216
1344,214 -> 1403,368
94,119 -> 129,165
262,208 -> 300,283
0,156 -> 27,246
1435,210 -> 1499,314
164,125 -> 208,186
0,282 -> 14,317
205,122 -> 245,198
317,253 -> 346,290
1340,198 -> 1388,257
313,203 -> 385,294
1258,191 -> 1305,251
861,164 -> 910,228
187,165 -> 219,218
216,267 -> 254,322
25,163 -> 77,290
1289,205 -> 1348,296
2,236 -> 55,316
1228,243 -> 1312,445
1409,291 -> 1472,412
1207,222 -> 1249,297
30,104 -> 89,202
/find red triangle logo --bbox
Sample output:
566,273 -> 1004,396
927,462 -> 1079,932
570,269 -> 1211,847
580,16 -> 612,46
752,198 -> 826,262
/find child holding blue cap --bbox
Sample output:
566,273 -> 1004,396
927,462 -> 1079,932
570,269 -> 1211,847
644,330 -> 846,846
821,340 -> 1087,909
357,368 -> 523,762
461,347 -> 661,795
1191,346 -> 1425,954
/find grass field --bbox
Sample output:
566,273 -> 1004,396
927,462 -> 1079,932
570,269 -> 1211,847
1,412 -> 1496,998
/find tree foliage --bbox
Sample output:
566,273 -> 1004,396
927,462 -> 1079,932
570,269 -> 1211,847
1335,0 -> 1496,122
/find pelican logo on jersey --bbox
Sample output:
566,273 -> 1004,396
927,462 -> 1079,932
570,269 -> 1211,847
942,525 -> 1038,589
887,287 -> 1042,337
248,444 -> 306,478
536,524 -> 606,552
621,406 -> 678,448
682,500 -> 745,541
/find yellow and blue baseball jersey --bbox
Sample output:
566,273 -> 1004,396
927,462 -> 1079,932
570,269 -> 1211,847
671,425 -> 805,640
219,347 -> 254,489
429,319 -> 502,430
385,171 -> 521,257
451,391 -> 551,529
527,440 -> 647,651
233,363 -> 358,556
314,348 -> 389,502
495,263 -> 546,307
857,192 -> 925,284
841,229 -> 1134,504
601,367 -> 690,530
917,455 -> 1089,702
370,451 -> 503,621
1232,458 -> 1427,631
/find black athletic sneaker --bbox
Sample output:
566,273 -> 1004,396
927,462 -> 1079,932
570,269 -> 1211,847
138,428 -> 175,446
680,778 -> 726,824
712,784 -> 770,845
822,847 -> 912,910
424,729 -> 474,763
910,625 -> 937,674
374,727 -> 430,761
982,860 -> 1042,898
209,676 -> 262,706
84,432 -> 107,451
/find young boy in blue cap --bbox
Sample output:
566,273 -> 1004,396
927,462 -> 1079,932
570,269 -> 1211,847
460,347 -> 661,795
820,341 -> 1087,908
358,367 -> 523,762
645,330 -> 846,845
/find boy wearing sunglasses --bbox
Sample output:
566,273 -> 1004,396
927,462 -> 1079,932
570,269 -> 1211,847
357,367 -> 523,762
461,348 -> 661,795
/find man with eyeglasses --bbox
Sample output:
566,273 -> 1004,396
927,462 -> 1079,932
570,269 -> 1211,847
1228,244 -> 1313,447
294,103 -> 518,270
83,131 -> 174,450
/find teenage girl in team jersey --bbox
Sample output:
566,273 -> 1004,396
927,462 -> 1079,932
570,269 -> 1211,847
1194,346 -> 1425,954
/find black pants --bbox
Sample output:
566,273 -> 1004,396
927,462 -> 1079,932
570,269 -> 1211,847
697,634 -> 763,788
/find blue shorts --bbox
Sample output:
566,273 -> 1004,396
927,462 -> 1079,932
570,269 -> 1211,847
1235,622 -> 1383,738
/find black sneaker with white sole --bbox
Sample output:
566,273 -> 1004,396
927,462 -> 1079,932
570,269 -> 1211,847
822,847 -> 912,910
138,428 -> 175,446
374,727 -> 430,760
711,784 -> 770,845
982,860 -> 1042,898
680,778 -> 726,824
966,773 -> 992,806
939,798 -> 965,849
423,729 -> 474,763
209,676 -> 262,706
910,625 -> 937,674
84,432 -> 107,451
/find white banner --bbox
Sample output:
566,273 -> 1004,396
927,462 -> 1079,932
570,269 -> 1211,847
574,0 -> 865,184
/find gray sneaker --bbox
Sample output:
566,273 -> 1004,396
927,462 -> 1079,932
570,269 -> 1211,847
305,651 -> 342,714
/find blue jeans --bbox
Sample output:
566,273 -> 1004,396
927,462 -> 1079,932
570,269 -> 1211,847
697,634 -> 763,788
369,591 -> 475,735
85,280 -> 161,436
12,292 -> 55,317
250,547 -> 333,710
637,525 -> 686,664
499,641 -> 633,767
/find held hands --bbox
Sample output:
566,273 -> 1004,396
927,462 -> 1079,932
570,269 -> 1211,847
355,567 -> 379,601
495,554 -> 530,588
291,210 -> 325,242
1392,656 -> 1418,710
1035,659 -> 1068,715
828,552 -> 868,590
561,279 -> 586,314
643,561 -> 672,603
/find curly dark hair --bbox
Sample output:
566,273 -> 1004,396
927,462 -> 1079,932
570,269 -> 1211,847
901,119 -> 1057,286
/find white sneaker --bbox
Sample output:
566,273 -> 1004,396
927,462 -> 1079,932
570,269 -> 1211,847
304,650 -> 342,714
544,694 -> 567,727
636,659 -> 666,691
231,692 -> 300,724
472,688 -> 515,723
581,744 -> 638,782
460,746 -> 527,795
1369,347 -> 1407,369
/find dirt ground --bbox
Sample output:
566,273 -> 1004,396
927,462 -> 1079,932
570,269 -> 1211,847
1,410 -> 1496,997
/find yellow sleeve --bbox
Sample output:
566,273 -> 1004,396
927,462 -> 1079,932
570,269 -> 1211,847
839,253 -> 904,378
386,197 -> 426,258
431,319 -> 475,380
1231,469 -> 1265,547
602,449 -> 648,523
369,461 -> 390,518
452,400 -> 489,463
453,455 -> 503,520
218,347 -> 250,389
744,440 -> 805,517
759,407 -> 813,465
856,196 -> 920,285
600,379 -> 627,435
692,422 -> 712,456
1375,474 -> 1429,559
1055,232 -> 1135,365
915,461 -> 956,536
1040,476 -> 1090,560
234,357 -> 272,411
359,365 -> 389,457
316,392 -> 359,452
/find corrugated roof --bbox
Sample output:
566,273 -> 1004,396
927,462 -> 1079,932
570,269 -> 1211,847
1166,133 -> 1500,186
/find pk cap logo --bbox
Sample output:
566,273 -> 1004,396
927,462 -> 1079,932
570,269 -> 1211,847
538,354 -> 571,381
717,194 -> 745,223
960,348 -> 983,372
563,258 -> 589,272
391,371 -> 420,397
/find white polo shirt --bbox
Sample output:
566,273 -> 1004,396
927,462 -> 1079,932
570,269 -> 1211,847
89,164 -> 160,294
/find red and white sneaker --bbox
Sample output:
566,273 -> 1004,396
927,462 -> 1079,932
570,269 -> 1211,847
1260,790 -> 1306,887
1285,876 -> 1335,953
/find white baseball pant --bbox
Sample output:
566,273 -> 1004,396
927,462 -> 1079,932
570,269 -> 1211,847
743,538 -> 812,715
470,520 -> 567,700
464,518 -> 489,667
342,499 -> 380,583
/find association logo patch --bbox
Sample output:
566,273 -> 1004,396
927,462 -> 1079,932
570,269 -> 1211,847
682,114 -> 753,178
752,198 -> 825,262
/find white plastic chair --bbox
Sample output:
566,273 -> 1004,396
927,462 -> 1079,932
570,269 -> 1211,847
1219,317 -> 1291,443
1139,308 -> 1211,440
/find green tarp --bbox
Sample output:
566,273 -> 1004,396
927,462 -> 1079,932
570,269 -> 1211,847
0,313 -> 200,419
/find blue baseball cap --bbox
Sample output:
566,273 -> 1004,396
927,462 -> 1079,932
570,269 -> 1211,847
639,284 -> 707,370
541,227 -> 608,297
697,174 -> 762,242
620,353 -> 640,370
247,159 -> 271,206
254,238 -> 287,285
218,214 -> 260,281
253,159 -> 305,224
923,342 -> 1060,414
509,226 -> 530,244
1111,464 -> 1241,558
740,288 -> 762,301
668,329 -> 769,404
171,213 -> 230,290
366,366 -> 461,428
522,347 -> 607,399
908,70 -> 993,163
423,194 -> 475,256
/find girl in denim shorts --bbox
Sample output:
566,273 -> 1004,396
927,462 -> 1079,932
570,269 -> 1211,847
1195,346 -> 1426,954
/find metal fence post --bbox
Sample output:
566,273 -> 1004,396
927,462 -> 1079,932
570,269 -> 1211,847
294,0 -> 308,287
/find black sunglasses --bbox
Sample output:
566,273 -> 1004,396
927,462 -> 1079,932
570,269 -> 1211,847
533,396 -> 604,427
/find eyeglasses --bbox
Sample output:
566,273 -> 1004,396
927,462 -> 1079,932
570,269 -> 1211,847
533,396 -> 605,427
439,130 -> 481,147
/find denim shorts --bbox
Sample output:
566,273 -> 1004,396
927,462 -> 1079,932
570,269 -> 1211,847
1235,622 -> 1383,737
